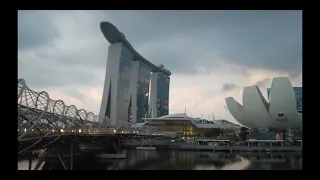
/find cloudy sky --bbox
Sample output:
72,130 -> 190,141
18,10 -> 302,124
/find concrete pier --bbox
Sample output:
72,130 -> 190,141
176,145 -> 302,152
94,154 -> 126,159
136,147 -> 156,151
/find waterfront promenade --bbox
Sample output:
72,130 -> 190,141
122,138 -> 302,152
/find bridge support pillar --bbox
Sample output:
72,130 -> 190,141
34,148 -> 51,170
54,147 -> 68,170
28,151 -> 33,170
70,143 -> 74,170
117,137 -> 121,153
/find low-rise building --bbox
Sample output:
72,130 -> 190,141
133,113 -> 241,135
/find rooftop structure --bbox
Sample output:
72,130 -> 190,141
100,22 -> 171,75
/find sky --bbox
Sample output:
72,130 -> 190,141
18,10 -> 302,124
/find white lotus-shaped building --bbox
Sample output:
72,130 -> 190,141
226,77 -> 302,129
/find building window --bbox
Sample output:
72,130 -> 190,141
277,113 -> 285,118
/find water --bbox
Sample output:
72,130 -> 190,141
18,150 -> 302,170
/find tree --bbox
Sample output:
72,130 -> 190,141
239,127 -> 248,140
204,128 -> 222,138
175,132 -> 184,139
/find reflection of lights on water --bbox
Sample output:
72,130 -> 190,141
193,157 -> 251,170
221,158 -> 250,170
194,165 -> 217,170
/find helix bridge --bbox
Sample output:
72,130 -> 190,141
17,78 -> 158,154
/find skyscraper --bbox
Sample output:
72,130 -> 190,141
128,60 -> 139,123
156,71 -> 170,117
136,62 -> 151,122
99,22 -> 171,125
99,43 -> 133,126
148,65 -> 170,118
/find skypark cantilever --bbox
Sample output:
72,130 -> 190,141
100,22 -> 171,75
99,22 -> 171,126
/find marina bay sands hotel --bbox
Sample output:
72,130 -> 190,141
98,22 -> 171,126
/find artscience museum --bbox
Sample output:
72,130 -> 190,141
225,77 -> 302,130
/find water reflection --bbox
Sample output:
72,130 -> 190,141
18,150 -> 302,170
194,157 -> 250,170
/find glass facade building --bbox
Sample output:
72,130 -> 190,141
136,62 -> 151,122
99,22 -> 172,125
293,87 -> 302,113
117,44 -> 133,122
157,72 -> 170,117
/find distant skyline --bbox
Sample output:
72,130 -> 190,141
18,10 -> 302,124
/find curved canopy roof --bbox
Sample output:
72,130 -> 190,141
100,22 -> 171,76
158,113 -> 190,119
143,113 -> 239,129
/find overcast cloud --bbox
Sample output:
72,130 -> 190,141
18,10 -> 302,123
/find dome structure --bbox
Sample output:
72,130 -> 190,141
225,77 -> 302,129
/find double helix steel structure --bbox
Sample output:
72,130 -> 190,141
18,78 -> 115,153
18,78 -> 159,154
